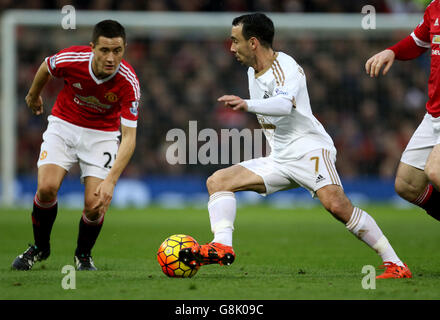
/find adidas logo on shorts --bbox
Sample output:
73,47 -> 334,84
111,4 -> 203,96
316,174 -> 325,183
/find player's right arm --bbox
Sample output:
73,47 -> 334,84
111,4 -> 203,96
366,3 -> 432,77
25,60 -> 51,116
365,49 -> 396,78
218,94 -> 293,116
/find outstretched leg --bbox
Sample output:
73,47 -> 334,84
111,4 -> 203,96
317,184 -> 411,279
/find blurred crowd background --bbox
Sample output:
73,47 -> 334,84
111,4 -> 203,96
6,0 -> 431,182
0,0 -> 432,13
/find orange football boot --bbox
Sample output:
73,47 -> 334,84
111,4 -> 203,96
376,261 -> 412,279
179,242 -> 235,267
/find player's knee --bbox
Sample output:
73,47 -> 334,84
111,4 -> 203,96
37,183 -> 59,202
206,173 -> 222,194
206,170 -> 230,194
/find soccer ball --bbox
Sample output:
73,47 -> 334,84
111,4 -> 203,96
157,234 -> 199,278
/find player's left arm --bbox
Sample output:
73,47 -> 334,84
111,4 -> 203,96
93,124 -> 136,214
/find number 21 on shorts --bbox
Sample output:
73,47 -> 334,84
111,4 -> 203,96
103,152 -> 116,169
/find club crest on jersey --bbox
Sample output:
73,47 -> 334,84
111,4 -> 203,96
130,101 -> 139,116
433,35 -> 440,44
104,91 -> 118,103
40,150 -> 48,160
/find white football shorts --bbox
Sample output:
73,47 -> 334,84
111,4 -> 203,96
400,113 -> 440,170
37,115 -> 120,182
239,148 -> 342,198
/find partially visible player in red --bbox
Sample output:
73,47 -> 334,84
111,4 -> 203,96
365,0 -> 440,223
12,20 -> 140,271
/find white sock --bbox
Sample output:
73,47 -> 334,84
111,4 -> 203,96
208,191 -> 236,247
346,207 -> 404,267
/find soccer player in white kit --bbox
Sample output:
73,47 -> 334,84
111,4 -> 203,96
180,13 -> 411,279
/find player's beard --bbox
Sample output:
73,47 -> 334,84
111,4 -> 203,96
238,55 -> 256,69
235,48 -> 255,68
235,53 -> 249,67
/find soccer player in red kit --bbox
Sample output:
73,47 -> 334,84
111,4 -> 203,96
366,0 -> 440,222
12,20 -> 140,271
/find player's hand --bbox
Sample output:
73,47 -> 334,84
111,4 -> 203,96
25,93 -> 44,115
93,180 -> 115,215
218,95 -> 248,112
365,49 -> 395,77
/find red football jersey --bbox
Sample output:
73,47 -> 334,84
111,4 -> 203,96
45,45 -> 140,131
411,0 -> 440,117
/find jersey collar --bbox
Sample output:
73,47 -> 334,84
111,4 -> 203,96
88,52 -> 120,85
254,52 -> 279,79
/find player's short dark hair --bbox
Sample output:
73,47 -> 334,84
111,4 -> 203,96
92,20 -> 126,44
232,13 -> 274,48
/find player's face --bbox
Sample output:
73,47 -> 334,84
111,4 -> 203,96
90,36 -> 125,78
230,24 -> 254,67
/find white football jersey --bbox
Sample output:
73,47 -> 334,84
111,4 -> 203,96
248,51 -> 336,161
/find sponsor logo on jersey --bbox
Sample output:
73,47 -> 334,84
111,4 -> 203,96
130,101 -> 139,116
72,82 -> 82,90
432,49 -> 440,55
104,91 -> 118,103
433,35 -> 440,44
263,91 -> 270,99
74,94 -> 112,111
274,88 -> 288,96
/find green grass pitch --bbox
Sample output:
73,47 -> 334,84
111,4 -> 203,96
1,204 -> 439,300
